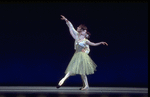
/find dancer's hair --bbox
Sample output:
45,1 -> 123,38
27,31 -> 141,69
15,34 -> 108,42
78,24 -> 91,39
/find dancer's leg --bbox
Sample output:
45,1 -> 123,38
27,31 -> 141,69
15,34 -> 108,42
58,72 -> 72,86
80,75 -> 85,88
81,74 -> 89,90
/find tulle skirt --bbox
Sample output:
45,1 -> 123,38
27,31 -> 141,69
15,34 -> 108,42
65,51 -> 97,76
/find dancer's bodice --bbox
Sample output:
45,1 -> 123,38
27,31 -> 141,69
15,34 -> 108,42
75,38 -> 90,54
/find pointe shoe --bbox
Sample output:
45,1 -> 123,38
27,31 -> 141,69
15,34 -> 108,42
81,86 -> 89,90
79,86 -> 85,90
57,79 -> 64,89
56,85 -> 61,89
79,87 -> 83,90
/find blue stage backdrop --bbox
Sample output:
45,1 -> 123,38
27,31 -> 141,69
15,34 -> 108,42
0,2 -> 148,87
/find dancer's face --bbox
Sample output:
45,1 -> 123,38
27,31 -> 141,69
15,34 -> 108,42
81,30 -> 87,35
77,26 -> 87,35
77,26 -> 81,32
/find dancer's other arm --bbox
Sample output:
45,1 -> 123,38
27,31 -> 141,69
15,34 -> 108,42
86,40 -> 108,46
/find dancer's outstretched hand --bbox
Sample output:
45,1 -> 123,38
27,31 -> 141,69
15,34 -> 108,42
60,15 -> 67,20
100,42 -> 108,46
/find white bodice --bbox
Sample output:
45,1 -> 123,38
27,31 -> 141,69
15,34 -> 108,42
74,37 -> 90,54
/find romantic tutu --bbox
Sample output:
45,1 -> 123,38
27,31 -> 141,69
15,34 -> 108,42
65,45 -> 97,75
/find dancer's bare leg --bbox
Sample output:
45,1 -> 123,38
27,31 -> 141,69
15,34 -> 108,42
80,75 -> 85,89
81,74 -> 89,90
58,72 -> 72,86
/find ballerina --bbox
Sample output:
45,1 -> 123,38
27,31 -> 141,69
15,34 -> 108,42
57,15 -> 108,90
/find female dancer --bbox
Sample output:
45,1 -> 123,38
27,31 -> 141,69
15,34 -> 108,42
57,15 -> 108,90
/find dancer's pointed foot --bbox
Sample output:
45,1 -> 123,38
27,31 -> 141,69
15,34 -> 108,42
79,87 -> 83,90
81,86 -> 89,90
56,85 -> 61,89
57,78 -> 65,89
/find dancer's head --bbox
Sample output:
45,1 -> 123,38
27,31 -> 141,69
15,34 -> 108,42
77,24 -> 91,38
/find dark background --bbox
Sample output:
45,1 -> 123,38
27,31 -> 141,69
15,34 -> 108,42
0,2 -> 148,87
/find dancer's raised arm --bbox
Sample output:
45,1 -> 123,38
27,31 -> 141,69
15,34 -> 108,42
61,15 -> 78,39
86,40 -> 108,46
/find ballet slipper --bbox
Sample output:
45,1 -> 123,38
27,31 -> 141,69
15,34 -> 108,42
81,86 -> 89,90
79,86 -> 84,90
56,78 -> 65,89
56,85 -> 61,88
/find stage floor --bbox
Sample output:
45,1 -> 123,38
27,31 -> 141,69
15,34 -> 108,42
0,86 -> 148,97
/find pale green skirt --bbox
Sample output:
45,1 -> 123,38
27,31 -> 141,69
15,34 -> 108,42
65,51 -> 97,75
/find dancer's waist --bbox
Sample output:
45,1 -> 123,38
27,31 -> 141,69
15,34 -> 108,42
75,45 -> 86,53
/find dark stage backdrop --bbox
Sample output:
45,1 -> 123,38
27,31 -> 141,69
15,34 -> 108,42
0,2 -> 148,87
